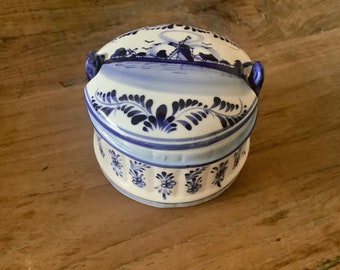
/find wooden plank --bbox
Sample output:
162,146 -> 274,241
0,0 -> 339,269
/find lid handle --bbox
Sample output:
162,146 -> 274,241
244,61 -> 264,96
85,51 -> 105,80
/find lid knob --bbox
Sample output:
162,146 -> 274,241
85,51 -> 105,80
244,61 -> 264,96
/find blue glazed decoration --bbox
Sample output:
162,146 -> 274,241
96,134 -> 105,158
109,149 -> 123,177
211,160 -> 228,188
85,24 -> 264,91
129,160 -> 150,188
233,150 -> 241,169
85,51 -> 105,80
185,167 -> 207,194
91,89 -> 248,133
155,172 -> 177,200
85,24 -> 264,207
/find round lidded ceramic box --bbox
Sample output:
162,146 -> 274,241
84,24 -> 264,207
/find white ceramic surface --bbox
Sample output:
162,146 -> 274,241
94,131 -> 249,207
84,24 -> 264,207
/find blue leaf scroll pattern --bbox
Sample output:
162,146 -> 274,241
211,160 -> 228,188
129,160 -> 150,188
91,89 -> 248,134
154,171 -> 177,200
108,149 -> 123,177
185,167 -> 207,194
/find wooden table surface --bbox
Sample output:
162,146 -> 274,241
1,1 -> 339,269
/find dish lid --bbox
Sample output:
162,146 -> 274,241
84,24 -> 264,150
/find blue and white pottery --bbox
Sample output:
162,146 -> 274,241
84,24 -> 264,207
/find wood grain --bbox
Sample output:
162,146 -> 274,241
0,0 -> 339,269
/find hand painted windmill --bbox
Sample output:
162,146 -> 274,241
166,35 -> 194,61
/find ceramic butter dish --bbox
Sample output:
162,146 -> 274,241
84,24 -> 264,207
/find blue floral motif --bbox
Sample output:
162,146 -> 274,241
185,167 -> 207,194
108,149 -> 123,177
211,161 -> 228,188
233,150 -> 241,169
99,143 -> 105,158
96,134 -> 105,158
129,160 -> 150,188
154,171 -> 176,200
91,90 -> 247,134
